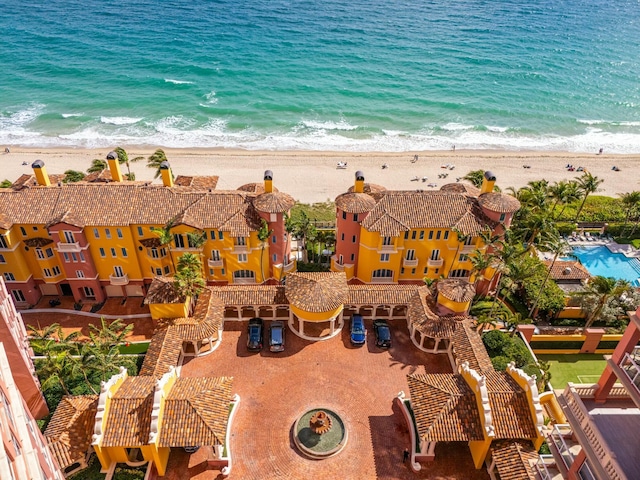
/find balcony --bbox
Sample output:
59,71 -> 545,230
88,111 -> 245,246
535,454 -> 563,480
283,261 -> 296,273
109,274 -> 129,286
461,244 -> 476,254
402,257 -> 418,267
378,244 -> 396,253
233,277 -> 256,285
616,349 -> 640,407
208,258 -> 224,268
57,242 -> 81,253
370,276 -> 394,284
232,244 -> 249,254
427,258 -> 444,267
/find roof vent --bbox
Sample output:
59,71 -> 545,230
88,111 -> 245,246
106,151 -> 118,160
264,170 -> 273,180
563,267 -> 572,275
355,170 -> 365,181
484,171 -> 496,181
159,161 -> 170,170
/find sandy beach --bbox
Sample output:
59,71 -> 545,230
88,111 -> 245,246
1,148 -> 639,204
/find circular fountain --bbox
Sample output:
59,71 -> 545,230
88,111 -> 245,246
293,408 -> 347,459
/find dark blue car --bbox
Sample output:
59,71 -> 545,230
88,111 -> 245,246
373,319 -> 391,348
247,317 -> 264,351
350,315 -> 366,346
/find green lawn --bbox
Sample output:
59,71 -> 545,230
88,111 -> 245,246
537,354 -> 610,389
117,341 -> 150,354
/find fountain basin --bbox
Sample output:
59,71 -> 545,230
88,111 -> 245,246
293,408 -> 347,459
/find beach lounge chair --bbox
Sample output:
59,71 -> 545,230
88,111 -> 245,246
411,176 -> 419,181
336,162 -> 347,169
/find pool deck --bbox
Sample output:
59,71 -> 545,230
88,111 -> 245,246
540,238 -> 640,260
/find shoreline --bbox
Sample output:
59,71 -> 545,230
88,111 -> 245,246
1,147 -> 639,204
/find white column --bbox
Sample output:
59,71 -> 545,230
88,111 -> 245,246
330,317 -> 335,334
299,316 -> 304,335
419,334 -> 425,348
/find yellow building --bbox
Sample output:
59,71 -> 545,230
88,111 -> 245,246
332,171 -> 520,285
0,159 -> 294,306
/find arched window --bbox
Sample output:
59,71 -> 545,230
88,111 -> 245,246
233,270 -> 255,279
372,269 -> 393,279
449,269 -> 470,278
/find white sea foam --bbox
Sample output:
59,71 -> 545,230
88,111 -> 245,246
578,119 -> 640,127
302,119 -> 358,131
440,122 -> 474,131
486,125 -> 509,133
100,116 -> 143,125
61,113 -> 83,118
0,103 -> 45,129
199,91 -> 218,107
164,78 -> 194,85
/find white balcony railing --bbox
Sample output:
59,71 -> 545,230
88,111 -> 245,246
370,277 -> 394,284
619,351 -> 640,393
57,242 -> 81,252
378,244 -> 396,252
109,274 -> 129,286
535,454 -> 555,480
283,261 -> 295,273
549,424 -> 575,469
208,258 -> 224,268
427,258 -> 444,267
403,257 -> 418,267
233,277 -> 256,285
232,245 -> 249,254
461,244 -> 476,254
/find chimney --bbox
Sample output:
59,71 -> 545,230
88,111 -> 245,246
354,170 -> 365,193
480,171 -> 496,194
106,150 -> 124,182
264,170 -> 273,193
31,160 -> 51,186
160,161 -> 174,187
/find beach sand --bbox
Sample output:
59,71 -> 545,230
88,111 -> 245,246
1,148 -> 639,204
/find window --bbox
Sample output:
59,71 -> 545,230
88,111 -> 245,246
436,230 -> 441,240
342,211 -> 347,220
380,253 -> 390,262
352,235 -> 356,243
160,248 -> 166,257
110,248 -> 116,257
430,249 -> 440,260
458,254 -> 469,262
20,226 -> 26,236
272,235 -> 277,244
209,268 -> 214,275
238,253 -> 248,262
424,267 -> 428,274
341,233 -> 345,241
221,268 -> 225,275
350,253 -> 355,261
155,268 -> 162,276
465,236 -> 474,245
137,226 -> 143,236
36,248 -> 45,259
43,268 -> 52,277
269,213 -> 277,222
353,214 -> 358,222
404,231 -> 409,240
121,248 -> 127,257
163,266 -> 170,275
235,237 -> 247,246
79,252 -> 85,262
211,250 -> 221,261
449,269 -> 470,278
0,254 -> 5,263
104,228 -> 111,239
63,252 -> 70,262
0,235 -> 7,248
93,228 -> 99,238
71,253 -> 77,262
411,231 -> 416,240
63,231 -> 75,243
76,270 -> 85,278
419,231 -> 424,240
435,268 -> 439,274
372,269 -> 393,279
273,254 -> 277,262
11,290 -> 25,302
99,247 -> 105,257
428,230 -> 433,240
406,249 -> 416,260
52,266 -> 61,276
45,247 -> 53,257
499,213 -> 506,222
174,234 -> 185,248
338,254 -> 343,265
187,234 -> 199,248
444,231 -> 449,240
382,236 -> 393,245
218,231 -> 223,240
32,226 -> 38,231
233,270 -> 255,279
116,228 -> 123,238
3,272 -> 15,281
202,231 -> 207,239
114,266 -> 124,277
401,267 -> 405,274
83,286 -> 95,298
151,248 -> 159,259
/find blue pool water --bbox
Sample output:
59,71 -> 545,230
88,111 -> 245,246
569,246 -> 640,286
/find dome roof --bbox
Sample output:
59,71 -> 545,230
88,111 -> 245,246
437,279 -> 476,303
236,182 -> 279,194
253,191 -> 295,213
346,183 -> 387,195
335,192 -> 376,214
478,192 -> 521,213
285,272 -> 348,313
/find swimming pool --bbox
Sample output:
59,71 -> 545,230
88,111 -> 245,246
568,246 -> 640,286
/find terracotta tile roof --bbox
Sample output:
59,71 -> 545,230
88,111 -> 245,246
451,319 -> 494,373
139,328 -> 183,378
101,376 -> 156,447
0,213 -> 11,230
440,182 -> 481,196
345,284 -> 419,306
491,440 -> 538,480
139,237 -> 163,248
485,371 -> 538,439
252,191 -> 296,213
11,173 -> 66,190
174,175 -> 219,189
544,260 -> 591,281
334,192 -> 376,213
236,183 -> 278,194
407,373 -> 484,442
84,169 -> 113,183
163,288 -> 224,341
437,279 -> 476,303
478,192 -> 521,213
210,285 -> 289,306
407,286 -> 467,338
285,272 -> 348,313
44,395 -> 98,469
346,183 -> 387,195
23,237 -> 54,247
361,191 -> 493,236
144,277 -> 184,305
158,377 -> 233,448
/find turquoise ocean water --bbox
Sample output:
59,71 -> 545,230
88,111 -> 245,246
1,0 -> 639,151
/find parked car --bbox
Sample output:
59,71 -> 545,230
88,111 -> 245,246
350,315 -> 366,346
373,319 -> 391,348
269,321 -> 286,352
247,317 -> 264,351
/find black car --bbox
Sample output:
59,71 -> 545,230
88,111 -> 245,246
269,321 -> 286,352
350,315 -> 366,346
247,317 -> 264,351
373,319 -> 391,348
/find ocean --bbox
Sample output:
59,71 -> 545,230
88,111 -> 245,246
1,0 -> 639,152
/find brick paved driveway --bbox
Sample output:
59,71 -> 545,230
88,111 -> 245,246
172,318 -> 490,480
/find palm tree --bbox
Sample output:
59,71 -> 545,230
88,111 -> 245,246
173,262 -> 205,302
448,228 -> 471,277
475,314 -> 497,332
87,159 -> 107,173
152,217 -> 177,274
575,172 -> 604,221
147,149 -> 169,179
63,170 -> 85,183
620,191 -> 640,234
528,236 -> 572,318
469,248 -> 492,290
186,230 -> 207,277
294,211 -> 316,263
88,317 -> 133,347
552,180 -> 581,220
114,147 -> 143,180
257,219 -> 273,283
462,169 -> 486,188
573,276 -> 632,329
0,179 -> 11,188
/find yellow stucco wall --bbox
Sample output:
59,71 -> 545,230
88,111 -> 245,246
86,225 -> 144,281
436,295 -> 470,314
291,304 -> 343,322
0,227 -> 34,281
149,301 -> 190,320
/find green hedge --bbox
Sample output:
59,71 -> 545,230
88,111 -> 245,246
529,341 -> 584,350
118,342 -> 149,354
596,341 -> 620,350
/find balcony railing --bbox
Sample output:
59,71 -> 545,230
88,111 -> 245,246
619,350 -> 640,392
427,258 -> 443,267
57,242 -> 81,252
461,244 -> 476,254
370,277 -> 394,284
232,245 -> 249,254
548,424 -> 575,469
109,274 -> 129,286
535,454 -> 556,480
378,244 -> 396,252
233,277 -> 256,284
208,258 -> 224,268
403,257 -> 418,267
283,261 -> 295,273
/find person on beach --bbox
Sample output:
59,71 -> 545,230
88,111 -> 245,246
4,147 -> 9,154
598,147 -> 603,155
451,145 -> 455,151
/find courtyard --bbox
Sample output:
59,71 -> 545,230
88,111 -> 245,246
167,317 -> 490,480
